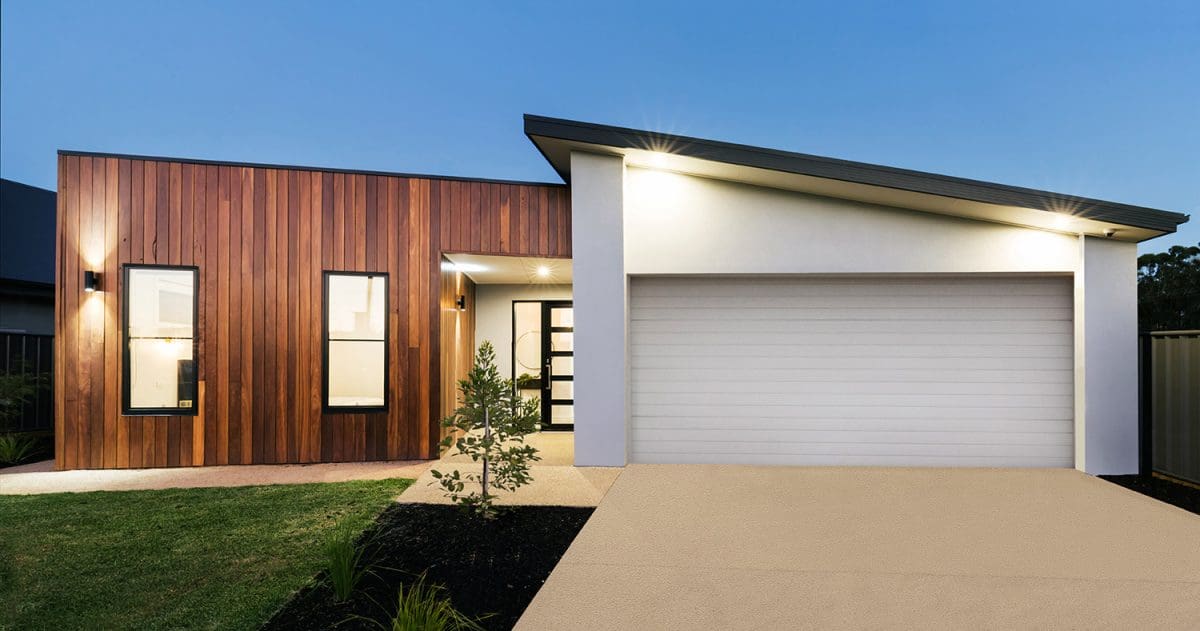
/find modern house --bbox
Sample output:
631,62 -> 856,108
53,115 -> 1189,473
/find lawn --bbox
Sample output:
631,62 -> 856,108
0,478 -> 413,631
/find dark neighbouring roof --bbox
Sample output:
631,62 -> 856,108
0,178 -> 57,285
524,114 -> 1190,235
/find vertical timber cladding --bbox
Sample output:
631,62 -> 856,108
55,153 -> 571,469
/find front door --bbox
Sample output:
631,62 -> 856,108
541,301 -> 574,430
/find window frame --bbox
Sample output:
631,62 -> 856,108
121,263 -> 201,416
322,270 -> 390,414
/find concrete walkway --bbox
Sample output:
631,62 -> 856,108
0,432 -> 617,503
399,432 -> 621,507
0,459 -> 430,495
518,465 -> 1200,630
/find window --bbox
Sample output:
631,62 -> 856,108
123,265 -> 198,415
324,272 -> 388,411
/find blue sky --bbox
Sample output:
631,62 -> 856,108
2,1 -> 1197,252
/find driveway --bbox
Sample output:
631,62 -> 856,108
517,465 -> 1200,629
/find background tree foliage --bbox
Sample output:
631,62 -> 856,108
1138,244 -> 1199,331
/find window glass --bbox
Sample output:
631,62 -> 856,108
125,267 -> 197,413
326,274 -> 387,409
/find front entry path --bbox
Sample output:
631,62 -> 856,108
517,465 -> 1200,629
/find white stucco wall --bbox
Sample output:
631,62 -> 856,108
572,155 -> 1140,474
624,167 -> 1079,274
570,152 -> 628,467
1078,237 -> 1139,474
473,283 -> 572,380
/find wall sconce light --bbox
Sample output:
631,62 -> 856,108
84,270 -> 101,292
455,295 -> 467,311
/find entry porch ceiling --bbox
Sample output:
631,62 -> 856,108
443,253 -> 572,285
525,115 -> 1189,243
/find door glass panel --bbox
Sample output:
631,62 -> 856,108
550,331 -> 573,352
550,355 -> 573,375
550,380 -> 574,400
512,302 -> 542,381
550,307 -> 574,328
551,404 -> 574,423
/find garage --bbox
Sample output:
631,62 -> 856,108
629,275 -> 1074,467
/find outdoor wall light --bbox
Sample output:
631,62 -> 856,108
84,270 -> 101,292
536,265 -> 551,278
456,295 -> 467,311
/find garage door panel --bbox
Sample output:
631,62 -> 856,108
631,330 -> 1070,347
630,452 -> 1073,467
632,292 -> 1071,310
633,440 -> 1074,458
632,367 -> 1073,384
634,391 -> 1071,408
633,355 -> 1075,371
632,428 -> 1073,446
632,343 -> 1074,360
635,379 -> 1072,395
634,306 -> 1072,323
629,276 -> 1074,467
634,416 -> 1074,434
633,403 -> 1073,421
632,318 -> 1072,335
637,277 -> 1069,298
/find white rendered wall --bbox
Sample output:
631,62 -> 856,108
1078,236 -> 1139,474
473,283 -> 572,380
570,152 -> 628,466
624,167 -> 1079,274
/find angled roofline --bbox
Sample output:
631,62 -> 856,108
57,149 -> 567,189
524,114 -> 1189,234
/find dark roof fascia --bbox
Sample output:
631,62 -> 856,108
524,114 -> 1189,233
56,150 -> 567,189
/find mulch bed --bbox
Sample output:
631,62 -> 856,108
1101,474 -> 1200,516
263,503 -> 593,631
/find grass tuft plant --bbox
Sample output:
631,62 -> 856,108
355,573 -> 485,631
324,521 -> 371,602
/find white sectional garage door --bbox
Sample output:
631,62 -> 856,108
629,276 -> 1074,467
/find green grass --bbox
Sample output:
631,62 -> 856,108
0,478 -> 413,631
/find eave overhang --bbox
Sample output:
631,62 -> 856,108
525,114 -> 1190,243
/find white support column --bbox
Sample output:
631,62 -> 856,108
569,151 -> 628,466
1078,236 -> 1139,474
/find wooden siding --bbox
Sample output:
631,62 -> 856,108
55,154 -> 570,469
438,263 -> 477,445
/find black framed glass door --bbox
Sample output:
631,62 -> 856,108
541,301 -> 573,430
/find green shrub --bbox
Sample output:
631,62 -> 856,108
323,522 -> 370,601
0,433 -> 41,465
359,573 -> 483,631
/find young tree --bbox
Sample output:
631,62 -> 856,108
431,341 -> 541,518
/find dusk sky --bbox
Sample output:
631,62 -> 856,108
2,1 -> 1197,252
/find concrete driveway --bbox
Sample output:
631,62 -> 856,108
517,465 -> 1200,630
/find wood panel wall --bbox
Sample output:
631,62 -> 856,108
438,263 -> 476,447
55,153 -> 570,469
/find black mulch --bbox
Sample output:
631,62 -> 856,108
1101,474 -> 1200,516
263,503 -> 594,631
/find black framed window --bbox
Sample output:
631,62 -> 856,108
123,264 -> 199,415
323,272 -> 388,412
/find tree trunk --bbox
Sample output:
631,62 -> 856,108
481,407 -> 490,497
